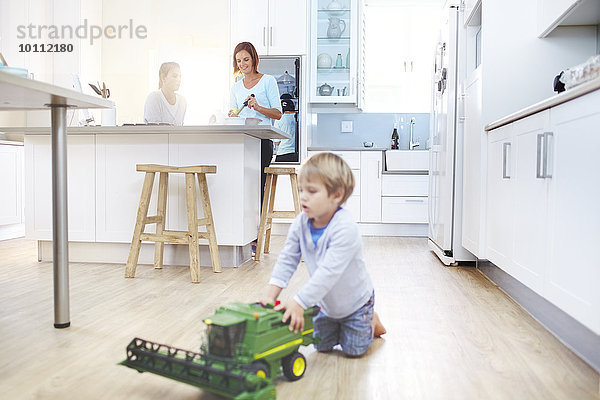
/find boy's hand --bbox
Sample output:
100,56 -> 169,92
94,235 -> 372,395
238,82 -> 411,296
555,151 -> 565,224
258,297 -> 276,306
275,299 -> 305,333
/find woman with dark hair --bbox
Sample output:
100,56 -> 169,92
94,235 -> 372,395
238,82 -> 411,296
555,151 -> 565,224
144,62 -> 187,125
229,42 -> 282,257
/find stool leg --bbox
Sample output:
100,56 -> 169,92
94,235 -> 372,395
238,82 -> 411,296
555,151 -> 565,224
125,172 -> 155,278
290,173 -> 301,215
154,172 -> 168,269
197,173 -> 221,273
264,174 -> 278,254
255,173 -> 272,261
185,173 -> 201,283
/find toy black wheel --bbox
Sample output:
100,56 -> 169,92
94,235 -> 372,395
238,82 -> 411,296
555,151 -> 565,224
282,351 -> 306,381
249,360 -> 270,379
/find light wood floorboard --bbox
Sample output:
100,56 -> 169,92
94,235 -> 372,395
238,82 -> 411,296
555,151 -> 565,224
0,237 -> 598,399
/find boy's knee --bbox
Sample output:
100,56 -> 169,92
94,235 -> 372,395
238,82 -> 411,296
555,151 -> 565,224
342,349 -> 367,358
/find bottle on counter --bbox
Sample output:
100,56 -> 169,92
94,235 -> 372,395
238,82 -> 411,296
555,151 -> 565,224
391,123 -> 399,150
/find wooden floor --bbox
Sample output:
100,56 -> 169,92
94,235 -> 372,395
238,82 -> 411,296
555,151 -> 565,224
0,237 -> 598,400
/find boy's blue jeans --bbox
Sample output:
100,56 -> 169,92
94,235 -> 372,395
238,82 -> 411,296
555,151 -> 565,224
313,292 -> 374,356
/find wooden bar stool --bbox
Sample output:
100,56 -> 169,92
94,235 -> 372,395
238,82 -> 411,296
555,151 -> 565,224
125,164 -> 221,283
255,167 -> 301,261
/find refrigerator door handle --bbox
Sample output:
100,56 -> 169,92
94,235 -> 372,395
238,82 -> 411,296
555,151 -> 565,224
502,142 -> 511,179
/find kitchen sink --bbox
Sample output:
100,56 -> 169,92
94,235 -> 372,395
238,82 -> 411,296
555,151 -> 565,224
385,150 -> 429,171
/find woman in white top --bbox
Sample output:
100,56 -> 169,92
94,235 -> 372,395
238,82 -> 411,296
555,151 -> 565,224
228,42 -> 282,256
144,62 -> 187,126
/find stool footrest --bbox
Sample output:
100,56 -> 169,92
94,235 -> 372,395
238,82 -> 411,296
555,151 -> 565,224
140,232 -> 188,244
269,211 -> 298,219
197,218 -> 210,226
145,216 -> 162,224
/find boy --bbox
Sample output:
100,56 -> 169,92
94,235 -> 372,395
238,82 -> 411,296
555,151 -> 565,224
260,152 -> 385,356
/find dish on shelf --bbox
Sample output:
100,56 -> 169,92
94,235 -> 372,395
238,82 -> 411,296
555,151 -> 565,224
317,53 -> 333,68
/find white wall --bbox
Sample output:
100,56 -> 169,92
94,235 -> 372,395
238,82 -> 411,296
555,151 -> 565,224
101,0 -> 231,125
481,0 -> 597,126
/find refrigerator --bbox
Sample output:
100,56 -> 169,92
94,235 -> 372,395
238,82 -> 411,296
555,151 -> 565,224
428,5 -> 474,265
257,56 -> 302,163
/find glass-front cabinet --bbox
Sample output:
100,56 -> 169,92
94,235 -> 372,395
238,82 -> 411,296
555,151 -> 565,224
310,0 -> 358,103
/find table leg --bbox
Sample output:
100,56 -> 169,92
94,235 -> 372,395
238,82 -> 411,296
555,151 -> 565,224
51,105 -> 70,329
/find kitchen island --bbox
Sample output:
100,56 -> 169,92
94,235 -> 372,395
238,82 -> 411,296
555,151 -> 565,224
20,125 -> 289,267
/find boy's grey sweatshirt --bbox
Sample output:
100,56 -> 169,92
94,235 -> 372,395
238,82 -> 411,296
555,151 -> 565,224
269,208 -> 374,319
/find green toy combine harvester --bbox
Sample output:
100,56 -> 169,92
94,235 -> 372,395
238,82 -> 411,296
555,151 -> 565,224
120,302 -> 320,400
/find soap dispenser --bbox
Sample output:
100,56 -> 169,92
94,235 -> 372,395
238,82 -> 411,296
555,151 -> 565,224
391,123 -> 399,150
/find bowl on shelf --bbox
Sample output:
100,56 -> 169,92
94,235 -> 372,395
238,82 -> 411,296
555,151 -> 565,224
224,117 -> 245,125
245,117 -> 262,126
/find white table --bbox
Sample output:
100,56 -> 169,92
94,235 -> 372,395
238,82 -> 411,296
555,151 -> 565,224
0,71 -> 113,328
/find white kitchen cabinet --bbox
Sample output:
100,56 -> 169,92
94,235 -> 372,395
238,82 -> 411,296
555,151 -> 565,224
362,4 -> 437,112
537,0 -> 599,37
461,67 -> 486,257
511,111 -> 551,295
24,135 -> 95,241
485,89 -> 600,334
0,143 -> 23,226
95,134 -> 169,243
360,151 -> 382,222
381,175 -> 428,197
381,197 -> 428,224
486,123 -> 514,271
310,0 -> 360,104
545,92 -> 600,334
230,0 -> 307,56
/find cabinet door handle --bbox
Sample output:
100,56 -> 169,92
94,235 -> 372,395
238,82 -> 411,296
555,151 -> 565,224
270,27 -> 273,46
536,133 -> 544,179
404,61 -> 407,72
502,142 -> 511,179
377,160 -> 380,178
411,61 -> 414,72
405,199 -> 425,203
263,27 -> 266,46
543,132 -> 553,179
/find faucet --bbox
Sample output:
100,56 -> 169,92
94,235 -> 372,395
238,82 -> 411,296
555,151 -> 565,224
409,117 -> 420,150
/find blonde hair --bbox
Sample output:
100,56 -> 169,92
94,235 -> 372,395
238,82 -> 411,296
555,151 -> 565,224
158,62 -> 180,89
299,152 -> 355,205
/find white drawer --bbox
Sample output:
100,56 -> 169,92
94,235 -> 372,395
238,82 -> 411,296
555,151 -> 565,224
307,150 -> 361,169
381,197 -> 428,223
382,175 -> 429,197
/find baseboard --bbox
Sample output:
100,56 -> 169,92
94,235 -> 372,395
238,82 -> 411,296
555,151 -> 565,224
37,240 -> 252,268
271,222 -> 428,237
478,259 -> 600,373
0,223 -> 25,241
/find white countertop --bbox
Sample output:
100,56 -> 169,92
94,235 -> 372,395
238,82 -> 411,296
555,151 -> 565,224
2,124 -> 290,140
485,76 -> 600,131
0,139 -> 23,146
0,71 -> 113,110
